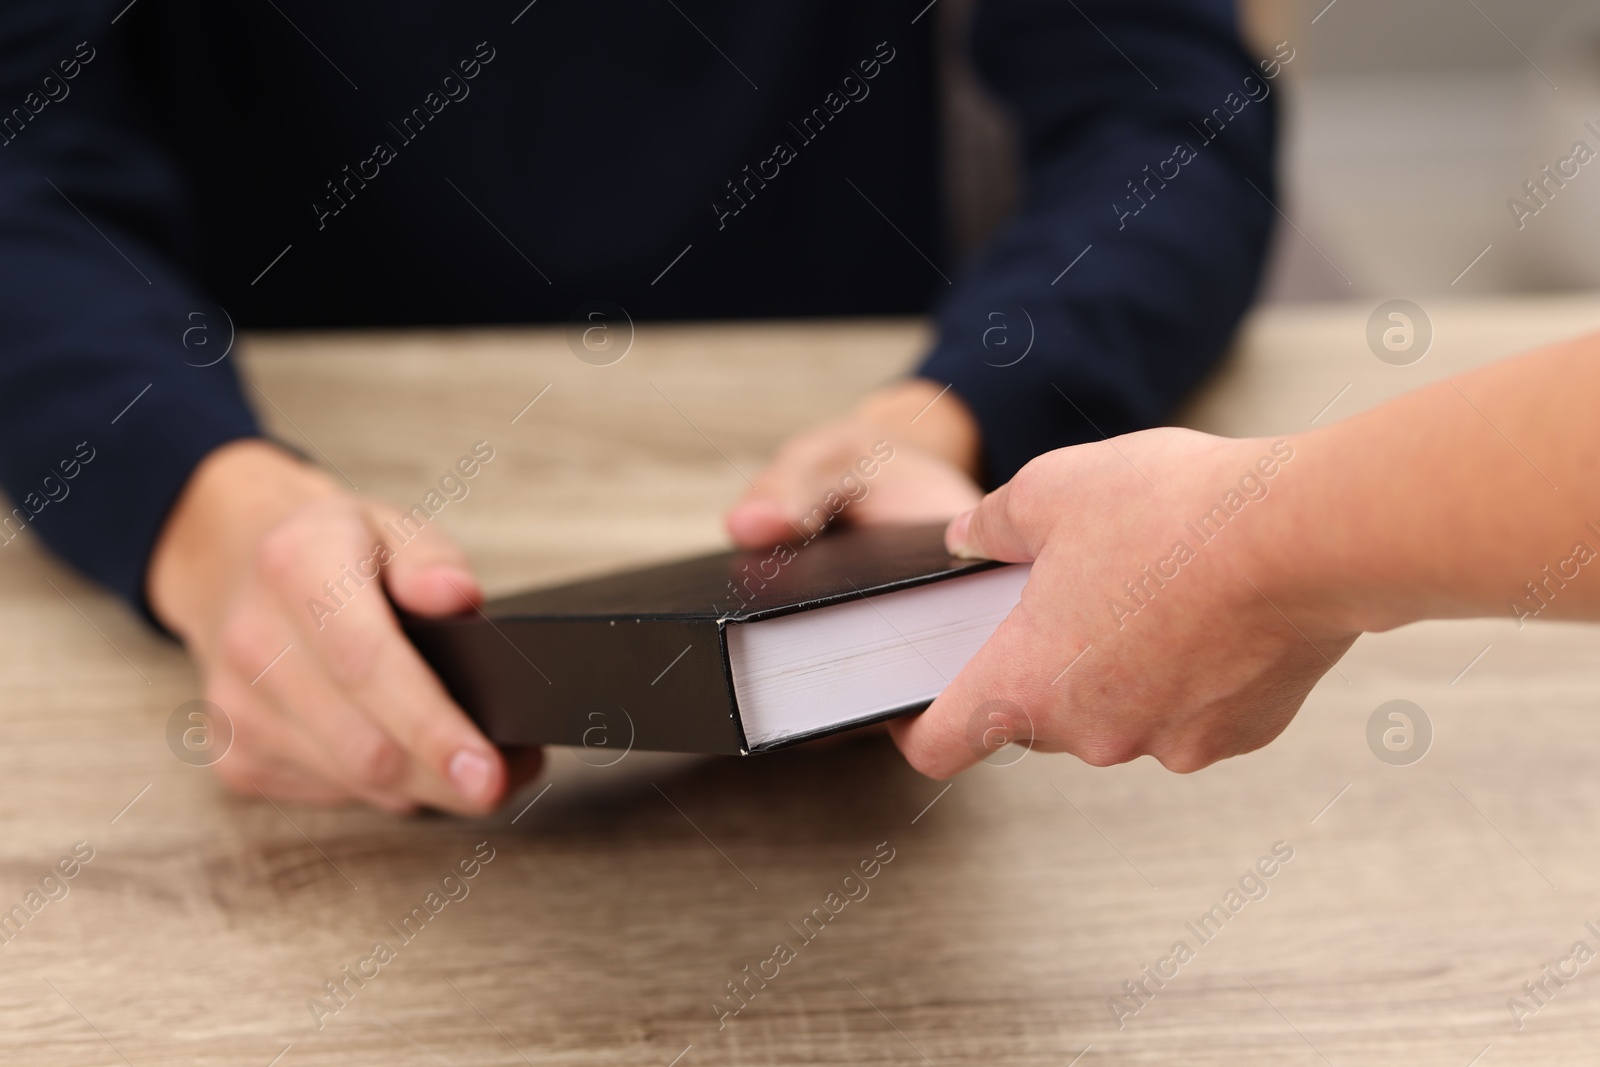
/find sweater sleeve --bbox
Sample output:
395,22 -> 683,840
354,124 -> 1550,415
0,1 -> 259,613
919,0 -> 1280,486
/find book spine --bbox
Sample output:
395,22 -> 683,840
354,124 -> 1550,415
403,614 -> 744,755
714,620 -> 750,755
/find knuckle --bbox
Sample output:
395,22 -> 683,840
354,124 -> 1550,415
254,519 -> 311,587
217,612 -> 272,680
322,622 -> 385,687
1076,731 -> 1142,768
1155,747 -> 1216,774
1011,452 -> 1051,484
341,730 -> 405,788
1001,464 -> 1050,533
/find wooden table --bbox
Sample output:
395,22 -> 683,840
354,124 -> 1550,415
4,296 -> 1600,1066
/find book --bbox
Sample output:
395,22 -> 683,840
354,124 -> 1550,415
402,523 -> 1029,755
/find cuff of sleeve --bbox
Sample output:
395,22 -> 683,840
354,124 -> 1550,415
20,376 -> 258,631
917,336 -> 1158,490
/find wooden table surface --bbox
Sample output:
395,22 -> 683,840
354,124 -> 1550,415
4,296 -> 1600,1066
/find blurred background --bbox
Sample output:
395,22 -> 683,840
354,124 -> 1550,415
944,0 -> 1600,304
1249,0 -> 1600,302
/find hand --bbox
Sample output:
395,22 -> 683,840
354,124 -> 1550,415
725,378 -> 985,548
888,427 -> 1358,777
148,440 -> 540,813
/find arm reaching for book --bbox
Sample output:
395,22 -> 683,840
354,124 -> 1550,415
148,440 -> 541,813
731,0 -> 1277,548
890,331 -> 1600,778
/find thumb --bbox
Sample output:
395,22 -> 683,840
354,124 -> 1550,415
365,502 -> 483,616
945,477 -> 1047,563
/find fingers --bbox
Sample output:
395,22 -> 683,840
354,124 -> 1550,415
213,623 -> 418,812
205,678 -> 377,810
728,422 -> 984,549
889,591 -> 1119,780
888,607 -> 1049,779
162,444 -> 538,817
246,645 -> 416,802
895,430 -> 1352,782
257,501 -> 510,815
725,494 -> 802,550
725,431 -> 845,549
365,500 -> 483,615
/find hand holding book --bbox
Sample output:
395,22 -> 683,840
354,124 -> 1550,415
895,331 -> 1600,777
888,427 -> 1349,778
147,439 -> 538,814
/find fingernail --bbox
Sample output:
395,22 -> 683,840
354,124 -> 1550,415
946,510 -> 975,557
727,496 -> 792,547
742,497 -> 787,522
431,567 -> 483,602
448,749 -> 494,803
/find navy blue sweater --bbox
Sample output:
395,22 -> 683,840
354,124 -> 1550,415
0,0 -> 1277,614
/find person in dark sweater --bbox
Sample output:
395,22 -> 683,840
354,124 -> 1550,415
0,0 -> 1279,812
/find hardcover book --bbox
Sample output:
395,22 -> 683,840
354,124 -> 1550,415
402,523 -> 1029,755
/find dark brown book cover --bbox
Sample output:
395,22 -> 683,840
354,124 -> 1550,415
401,523 -> 1001,755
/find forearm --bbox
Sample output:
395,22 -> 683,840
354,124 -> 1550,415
1259,333 -> 1600,632
0,6 -> 262,612
924,0 -> 1277,486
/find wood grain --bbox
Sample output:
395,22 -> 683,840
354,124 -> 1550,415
3,300 -> 1599,1065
